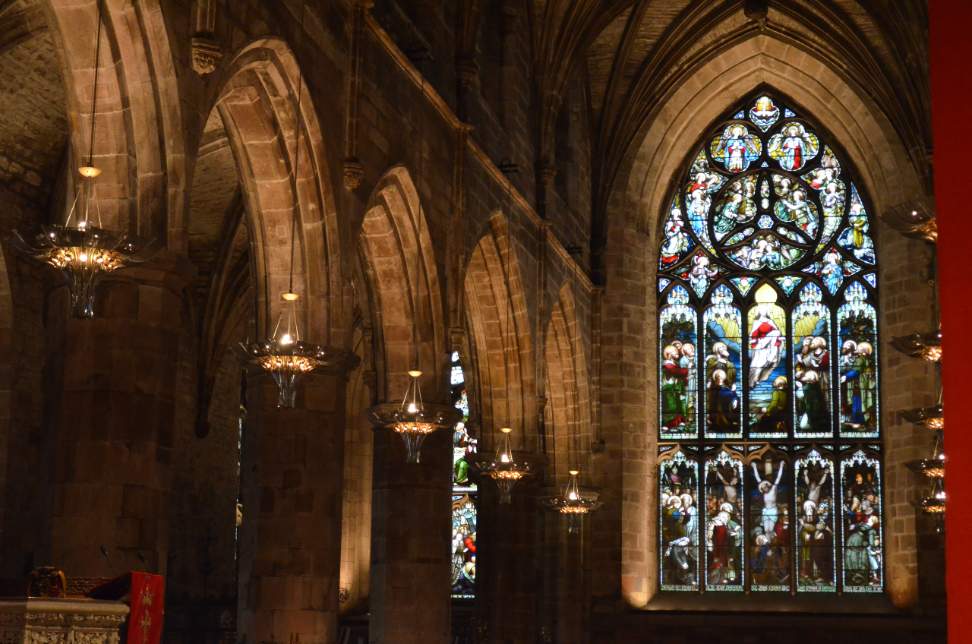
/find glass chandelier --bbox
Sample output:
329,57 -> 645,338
242,0 -> 331,408
243,291 -> 330,407
370,369 -> 459,463
901,404 -> 944,431
890,330 -> 942,363
543,470 -> 601,533
477,426 -> 532,503
13,2 -> 152,318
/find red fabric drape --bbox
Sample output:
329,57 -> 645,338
930,2 -> 971,641
126,573 -> 165,644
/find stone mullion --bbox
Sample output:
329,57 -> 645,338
238,368 -> 352,644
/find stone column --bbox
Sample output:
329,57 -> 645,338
48,257 -> 190,579
238,363 -> 356,644
368,422 -> 452,644
476,469 -> 542,643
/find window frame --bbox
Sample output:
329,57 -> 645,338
654,89 -> 887,599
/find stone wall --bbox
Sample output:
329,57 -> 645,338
0,1 -> 941,642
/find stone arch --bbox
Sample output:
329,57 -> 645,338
43,0 -> 184,242
607,38 -> 933,608
358,165 -> 446,399
205,37 -> 344,346
616,34 -> 925,239
463,213 -> 536,451
544,282 -> 591,482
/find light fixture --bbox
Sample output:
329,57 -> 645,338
918,484 -> 946,515
901,404 -> 944,430
885,203 -> 937,243
891,330 -> 942,363
477,426 -> 532,503
369,370 -> 459,463
243,291 -> 333,408
543,469 -> 601,533
242,0 -> 333,408
13,2 -> 153,318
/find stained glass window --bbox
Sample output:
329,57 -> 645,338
450,351 -> 478,599
656,94 -> 883,595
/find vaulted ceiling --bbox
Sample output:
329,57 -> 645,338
521,0 -> 930,219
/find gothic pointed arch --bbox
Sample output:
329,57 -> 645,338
653,91 -> 884,601
358,165 -> 446,398
44,0 -> 185,242
544,282 -> 592,482
463,212 -> 536,451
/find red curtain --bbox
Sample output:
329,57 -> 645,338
930,2 -> 971,641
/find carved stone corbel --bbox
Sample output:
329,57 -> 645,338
190,0 -> 222,76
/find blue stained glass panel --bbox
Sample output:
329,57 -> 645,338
703,285 -> 743,439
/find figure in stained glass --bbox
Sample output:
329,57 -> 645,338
714,176 -> 757,240
678,253 -> 719,297
795,450 -> 835,590
769,123 -> 819,171
659,197 -> 694,269
805,146 -> 841,189
711,124 -> 761,173
660,450 -> 699,590
841,451 -> 883,591
451,494 -> 477,598
837,283 -> 878,435
773,186 -> 818,237
705,450 -> 744,588
450,352 -> 478,599
792,283 -> 832,437
660,286 -> 697,437
704,286 -> 742,438
748,285 -> 788,436
728,234 -> 803,271
837,186 -> 876,264
749,453 -> 790,590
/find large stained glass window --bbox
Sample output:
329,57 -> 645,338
450,351 -> 478,599
656,94 -> 883,595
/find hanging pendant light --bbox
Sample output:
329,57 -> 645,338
477,426 -> 532,503
243,0 -> 334,408
901,404 -> 944,431
543,470 -> 601,533
890,329 -> 942,363
244,291 -> 332,407
369,370 -> 459,464
13,0 -> 153,318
